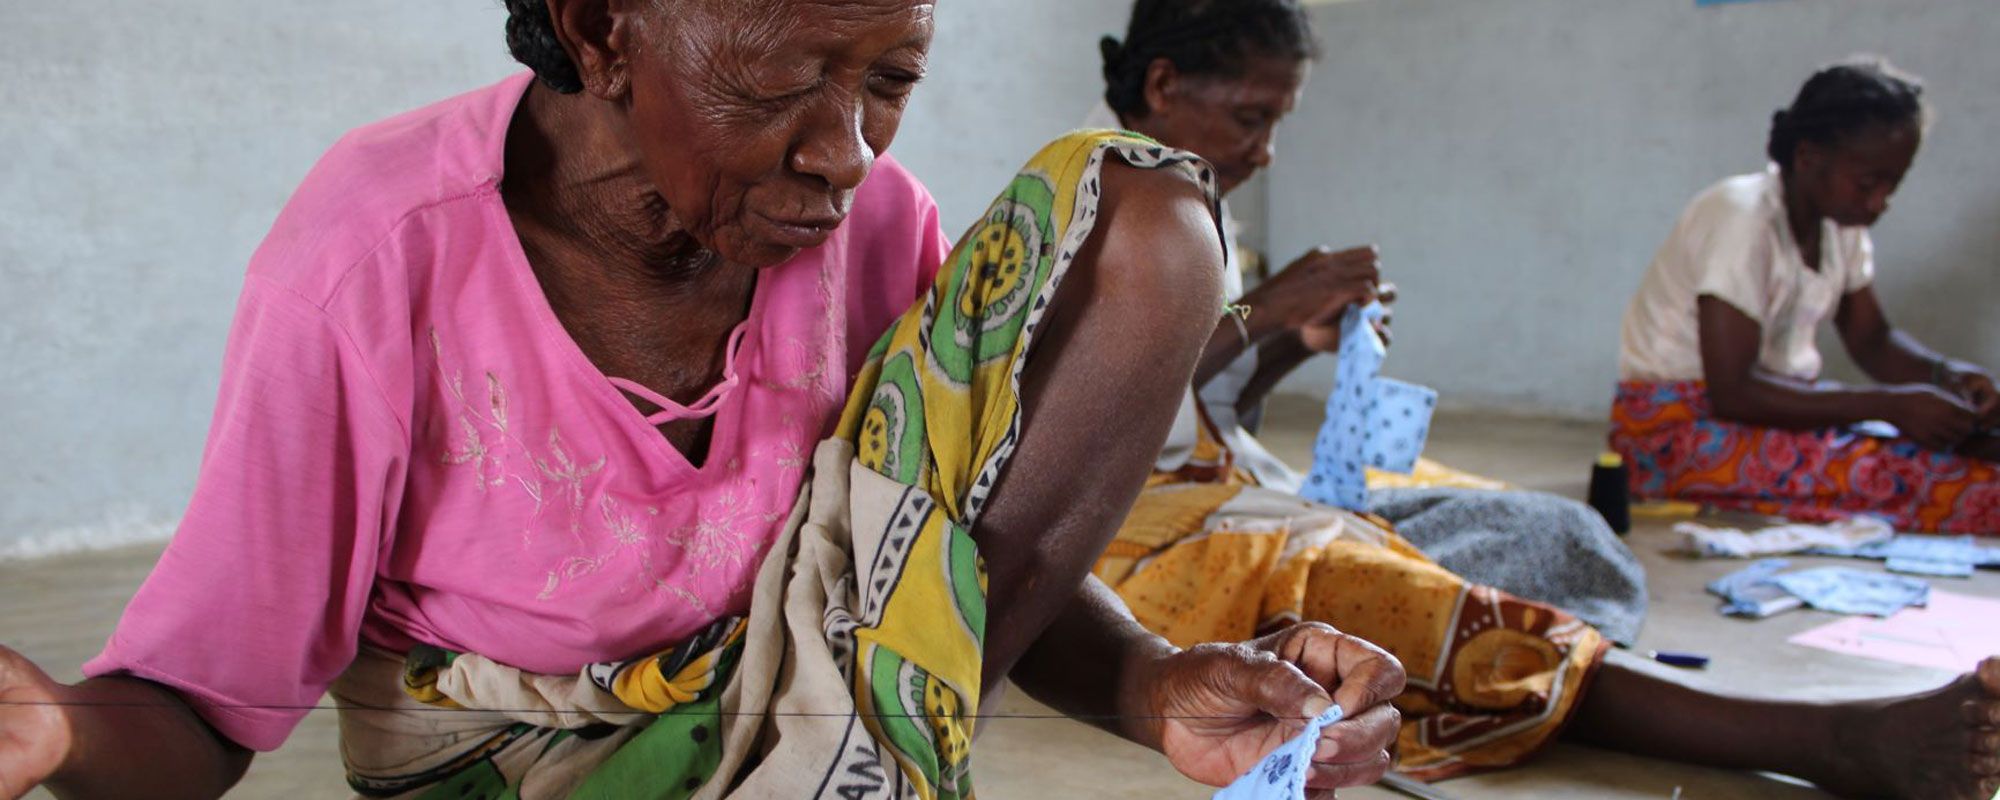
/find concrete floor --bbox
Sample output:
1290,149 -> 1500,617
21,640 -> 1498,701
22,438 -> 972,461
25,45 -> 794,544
5,397 -> 1995,799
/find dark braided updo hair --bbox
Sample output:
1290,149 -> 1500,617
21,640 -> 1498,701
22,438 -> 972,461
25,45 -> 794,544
1767,57 -> 1926,171
1100,0 -> 1320,118
506,0 -> 584,94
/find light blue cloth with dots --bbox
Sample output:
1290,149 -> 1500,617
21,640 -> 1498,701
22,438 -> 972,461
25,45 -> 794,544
1213,704 -> 1345,800
1299,302 -> 1436,511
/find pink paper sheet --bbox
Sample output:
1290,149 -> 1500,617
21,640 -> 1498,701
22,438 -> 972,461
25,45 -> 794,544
1788,590 -> 2000,673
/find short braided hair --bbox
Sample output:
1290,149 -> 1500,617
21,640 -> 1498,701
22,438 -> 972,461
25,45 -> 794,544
1767,56 -> 1926,170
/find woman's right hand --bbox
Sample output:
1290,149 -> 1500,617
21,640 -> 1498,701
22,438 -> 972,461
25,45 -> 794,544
1251,245 -> 1382,332
1146,622 -> 1404,795
0,646 -> 70,799
1882,385 -> 1979,452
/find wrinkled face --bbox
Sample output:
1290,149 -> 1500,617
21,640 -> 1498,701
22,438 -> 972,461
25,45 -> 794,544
1793,120 -> 1920,228
1136,55 -> 1308,196
624,0 -> 934,266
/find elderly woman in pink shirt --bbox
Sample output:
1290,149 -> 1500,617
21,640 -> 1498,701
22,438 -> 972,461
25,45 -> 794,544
0,1 -> 1407,798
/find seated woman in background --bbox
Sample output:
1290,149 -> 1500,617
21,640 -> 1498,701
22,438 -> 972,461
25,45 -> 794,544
1085,0 -> 1652,646
1087,2 -> 2000,798
1614,58 -> 2000,533
0,1 -> 1414,798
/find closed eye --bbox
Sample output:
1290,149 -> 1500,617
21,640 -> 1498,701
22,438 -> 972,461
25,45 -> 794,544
769,79 -> 823,106
868,68 -> 925,100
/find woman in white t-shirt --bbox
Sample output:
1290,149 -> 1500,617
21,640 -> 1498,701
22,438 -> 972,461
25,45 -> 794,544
1614,58 -> 2000,533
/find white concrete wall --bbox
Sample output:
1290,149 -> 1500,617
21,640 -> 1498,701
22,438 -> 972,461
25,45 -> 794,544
1,2 -> 524,556
0,2 -> 1134,554
1268,0 -> 2000,418
893,2 -> 1133,233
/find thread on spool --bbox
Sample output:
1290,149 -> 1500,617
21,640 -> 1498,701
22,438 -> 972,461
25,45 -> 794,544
1588,451 -> 1632,534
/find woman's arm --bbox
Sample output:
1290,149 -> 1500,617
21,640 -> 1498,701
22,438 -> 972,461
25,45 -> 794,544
968,164 -> 1400,791
1229,274 -> 1394,421
1699,295 -> 1976,449
1003,577 -> 1176,746
1193,246 -> 1379,390
1837,286 -> 2000,422
1836,286 -> 1954,384
1,650 -> 250,800
2,280 -> 406,798
1193,294 -> 1292,390
971,162 -> 1221,691
1232,330 -> 1315,419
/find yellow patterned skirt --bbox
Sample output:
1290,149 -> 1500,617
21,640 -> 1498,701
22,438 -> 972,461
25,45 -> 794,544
1096,410 -> 1608,781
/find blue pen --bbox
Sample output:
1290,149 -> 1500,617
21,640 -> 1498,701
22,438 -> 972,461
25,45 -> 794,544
1650,650 -> 1709,669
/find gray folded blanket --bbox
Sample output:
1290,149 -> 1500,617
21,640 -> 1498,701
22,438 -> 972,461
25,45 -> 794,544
1368,487 -> 1648,645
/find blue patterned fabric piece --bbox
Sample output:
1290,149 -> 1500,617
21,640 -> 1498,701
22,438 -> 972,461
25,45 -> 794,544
1885,557 -> 1974,578
1769,567 -> 1931,617
1706,558 -> 1798,617
1809,534 -> 2000,573
1300,302 -> 1437,511
1213,705 -> 1345,800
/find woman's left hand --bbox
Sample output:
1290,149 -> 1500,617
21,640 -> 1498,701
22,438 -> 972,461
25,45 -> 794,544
1944,363 -> 2000,425
1143,622 -> 1406,796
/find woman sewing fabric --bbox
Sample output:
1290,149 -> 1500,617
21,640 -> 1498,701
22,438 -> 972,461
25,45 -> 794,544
1613,58 -> 2000,533
0,2 -> 1418,798
1083,7 -> 1652,652
1087,2 -> 2000,797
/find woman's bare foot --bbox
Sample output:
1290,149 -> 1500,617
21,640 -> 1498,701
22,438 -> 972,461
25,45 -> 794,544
1822,657 -> 2000,799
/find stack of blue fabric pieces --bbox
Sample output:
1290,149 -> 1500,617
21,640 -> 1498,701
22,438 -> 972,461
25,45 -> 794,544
1708,558 -> 1931,618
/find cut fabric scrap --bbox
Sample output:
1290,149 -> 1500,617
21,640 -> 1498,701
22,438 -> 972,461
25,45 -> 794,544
1213,705 -> 1345,800
1808,534 -> 2000,574
1707,558 -> 1803,618
1675,517 -> 1893,559
1884,557 -> 1974,578
1769,567 -> 1930,617
1302,301 -> 1437,511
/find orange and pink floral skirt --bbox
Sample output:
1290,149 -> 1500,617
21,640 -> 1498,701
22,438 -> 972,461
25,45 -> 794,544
1610,380 -> 2000,533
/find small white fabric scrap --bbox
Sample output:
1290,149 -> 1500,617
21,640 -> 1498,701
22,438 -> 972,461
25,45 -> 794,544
1213,705 -> 1345,800
1675,517 -> 1893,559
1300,302 -> 1436,511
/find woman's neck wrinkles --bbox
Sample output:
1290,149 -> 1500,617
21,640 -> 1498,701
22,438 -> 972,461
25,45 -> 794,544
508,84 -> 744,303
